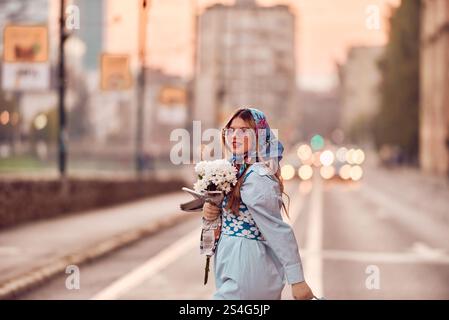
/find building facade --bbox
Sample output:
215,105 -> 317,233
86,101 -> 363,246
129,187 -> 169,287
420,0 -> 449,176
338,46 -> 384,139
194,0 -> 298,141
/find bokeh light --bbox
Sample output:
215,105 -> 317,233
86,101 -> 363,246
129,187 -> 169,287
319,150 -> 335,166
298,164 -> 313,180
34,114 -> 48,130
346,148 -> 355,164
339,164 -> 352,180
297,144 -> 313,162
0,111 -> 10,125
281,164 -> 295,180
336,147 -> 348,162
310,134 -> 324,151
350,165 -> 363,181
352,149 -> 365,165
320,165 -> 335,179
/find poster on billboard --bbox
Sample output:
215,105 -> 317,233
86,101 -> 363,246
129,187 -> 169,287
157,86 -> 187,125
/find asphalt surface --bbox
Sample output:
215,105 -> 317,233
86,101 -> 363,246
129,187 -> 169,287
19,166 -> 449,300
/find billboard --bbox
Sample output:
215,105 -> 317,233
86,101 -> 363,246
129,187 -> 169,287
2,63 -> 50,91
100,54 -> 132,91
3,25 -> 49,63
2,25 -> 49,91
157,86 -> 187,125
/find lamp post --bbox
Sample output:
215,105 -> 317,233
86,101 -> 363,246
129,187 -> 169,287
135,0 -> 150,177
58,0 -> 68,177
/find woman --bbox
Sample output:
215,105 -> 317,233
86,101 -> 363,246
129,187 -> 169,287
203,107 -> 314,300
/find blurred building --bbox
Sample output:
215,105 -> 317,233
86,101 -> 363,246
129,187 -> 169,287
298,89 -> 341,142
0,0 -> 55,147
73,0 -> 104,71
89,68 -> 188,150
143,68 -> 189,157
194,0 -> 298,139
89,90 -> 134,144
338,46 -> 384,136
420,0 -> 449,176
0,0 -> 48,50
104,0 -> 140,73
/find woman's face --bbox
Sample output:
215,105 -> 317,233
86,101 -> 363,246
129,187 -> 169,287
225,117 -> 255,156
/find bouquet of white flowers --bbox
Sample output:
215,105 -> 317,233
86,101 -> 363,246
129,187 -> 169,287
180,159 -> 237,212
193,159 -> 237,194
179,159 -> 237,285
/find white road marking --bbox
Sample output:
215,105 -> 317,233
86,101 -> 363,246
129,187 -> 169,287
410,242 -> 447,260
303,174 -> 324,298
298,247 -> 449,264
91,227 -> 201,300
281,182 -> 308,300
0,246 -> 21,255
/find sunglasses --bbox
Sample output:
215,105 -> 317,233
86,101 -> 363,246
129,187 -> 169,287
222,127 -> 254,138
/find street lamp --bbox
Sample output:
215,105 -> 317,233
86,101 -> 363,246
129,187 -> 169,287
135,0 -> 150,177
58,0 -> 68,177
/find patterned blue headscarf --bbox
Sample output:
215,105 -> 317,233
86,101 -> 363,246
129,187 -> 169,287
227,108 -> 284,179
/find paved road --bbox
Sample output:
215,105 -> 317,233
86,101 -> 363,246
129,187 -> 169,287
19,165 -> 449,300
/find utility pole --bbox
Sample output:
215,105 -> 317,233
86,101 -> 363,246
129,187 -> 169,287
189,0 -> 198,163
58,0 -> 67,177
136,0 -> 150,177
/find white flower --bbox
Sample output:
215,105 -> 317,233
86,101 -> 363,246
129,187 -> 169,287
237,229 -> 256,239
230,219 -> 244,231
250,226 -> 259,235
194,161 -> 207,177
236,215 -> 244,221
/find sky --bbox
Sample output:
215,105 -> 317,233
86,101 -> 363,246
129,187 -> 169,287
5,0 -> 400,91
142,0 -> 400,91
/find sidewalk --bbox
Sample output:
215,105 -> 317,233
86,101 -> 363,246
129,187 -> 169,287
0,191 -> 196,298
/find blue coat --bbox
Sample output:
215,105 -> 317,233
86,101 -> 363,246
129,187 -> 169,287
213,162 -> 305,299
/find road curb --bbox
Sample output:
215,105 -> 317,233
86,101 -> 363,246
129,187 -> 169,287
0,212 -> 198,300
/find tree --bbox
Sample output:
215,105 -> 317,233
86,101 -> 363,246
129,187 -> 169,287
67,73 -> 91,141
29,108 -> 58,144
374,0 -> 421,164
0,89 -> 19,144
